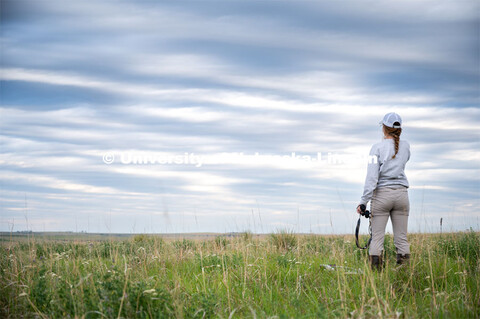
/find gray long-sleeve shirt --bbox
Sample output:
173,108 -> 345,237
360,138 -> 410,206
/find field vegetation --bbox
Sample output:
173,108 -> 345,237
0,230 -> 479,318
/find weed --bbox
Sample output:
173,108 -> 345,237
173,238 -> 196,251
270,229 -> 297,251
0,232 -> 478,318
214,236 -> 228,249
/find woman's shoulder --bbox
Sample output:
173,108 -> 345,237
370,140 -> 384,151
400,139 -> 410,148
372,139 -> 410,152
370,139 -> 409,151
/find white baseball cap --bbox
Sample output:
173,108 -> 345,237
380,112 -> 402,128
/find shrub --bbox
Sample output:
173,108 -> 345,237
214,236 -> 228,249
173,238 -> 196,251
270,229 -> 297,251
437,229 -> 480,269
129,282 -> 174,318
133,234 -> 150,243
184,291 -> 218,318
241,231 -> 253,242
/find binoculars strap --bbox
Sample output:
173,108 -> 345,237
355,216 -> 372,249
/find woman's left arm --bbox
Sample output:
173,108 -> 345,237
359,145 -> 380,207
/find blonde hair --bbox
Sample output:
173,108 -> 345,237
383,124 -> 402,159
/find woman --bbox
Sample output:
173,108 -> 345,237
357,112 -> 411,270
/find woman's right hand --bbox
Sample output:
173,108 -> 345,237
356,205 -> 362,214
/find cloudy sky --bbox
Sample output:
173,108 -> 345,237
1,0 -> 479,234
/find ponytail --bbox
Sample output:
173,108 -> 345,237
383,124 -> 402,159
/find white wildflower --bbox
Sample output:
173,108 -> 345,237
143,289 -> 156,294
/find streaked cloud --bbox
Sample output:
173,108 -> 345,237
1,0 -> 478,234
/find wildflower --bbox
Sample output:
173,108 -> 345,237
143,289 -> 156,294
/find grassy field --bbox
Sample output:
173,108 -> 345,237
0,230 -> 479,318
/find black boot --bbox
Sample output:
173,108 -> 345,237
369,255 -> 382,271
396,253 -> 410,265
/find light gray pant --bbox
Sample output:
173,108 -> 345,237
369,186 -> 410,256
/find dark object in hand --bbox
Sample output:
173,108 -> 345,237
359,204 -> 370,219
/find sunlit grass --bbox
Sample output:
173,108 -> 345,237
0,230 -> 478,318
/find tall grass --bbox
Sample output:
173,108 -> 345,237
0,231 -> 478,318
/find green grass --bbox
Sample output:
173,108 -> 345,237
0,231 -> 479,318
